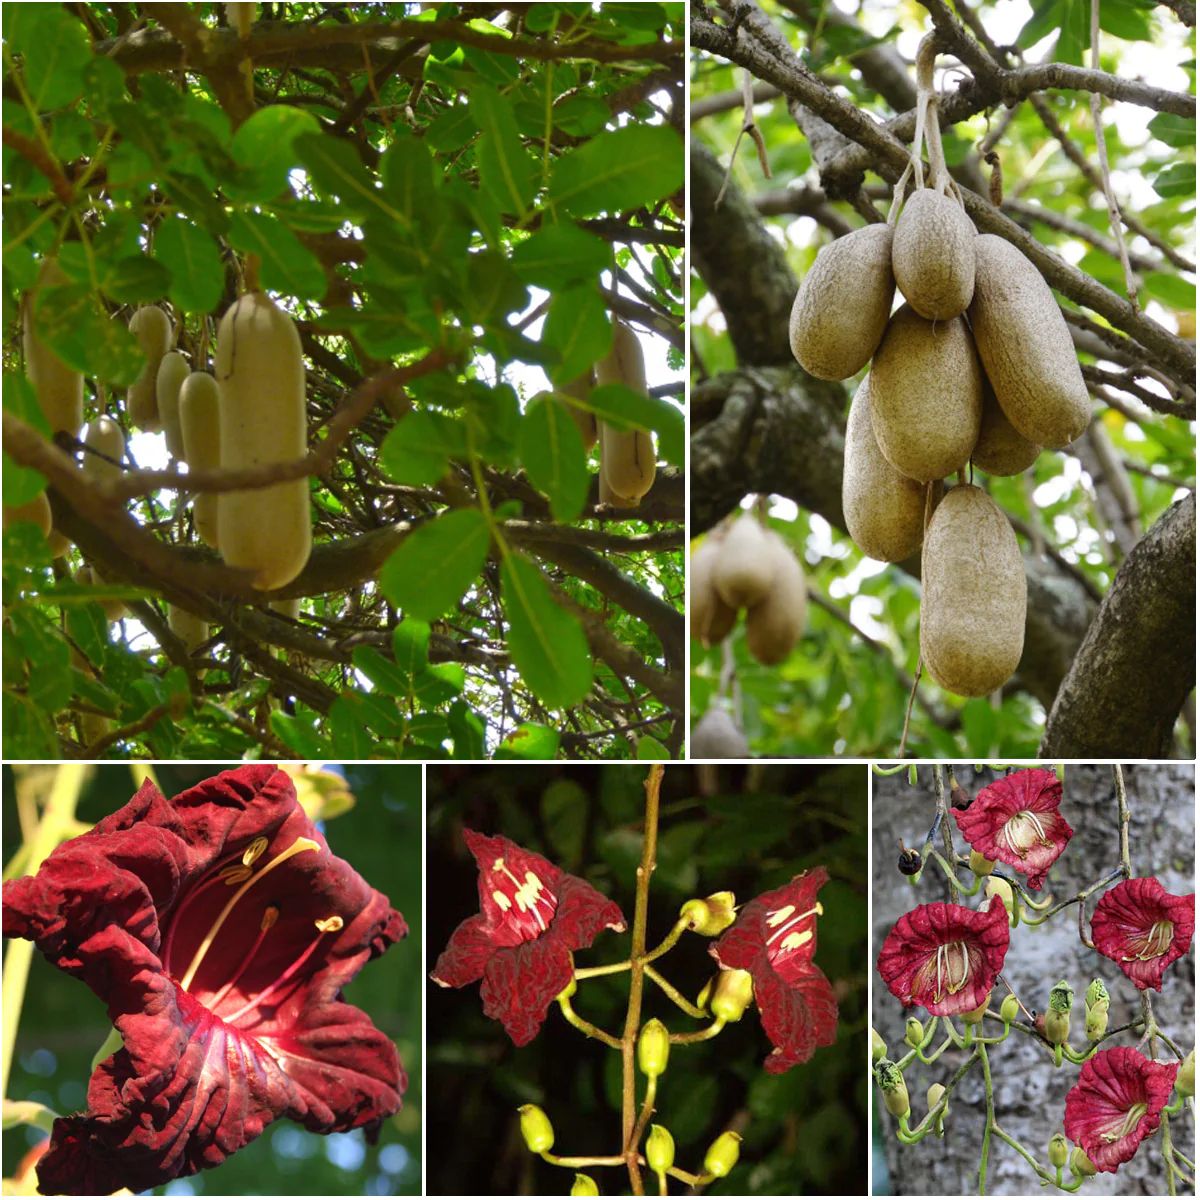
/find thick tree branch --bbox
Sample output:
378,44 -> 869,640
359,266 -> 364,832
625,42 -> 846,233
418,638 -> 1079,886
1041,493 -> 1195,757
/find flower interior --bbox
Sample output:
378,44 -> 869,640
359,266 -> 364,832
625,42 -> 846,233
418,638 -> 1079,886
998,809 -> 1053,859
913,940 -> 972,1004
1123,919 -> 1174,962
486,855 -> 558,941
1098,1102 -> 1149,1144
763,900 -> 822,983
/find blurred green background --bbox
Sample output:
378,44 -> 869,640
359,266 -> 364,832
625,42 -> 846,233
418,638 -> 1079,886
1,763 -> 422,1196
426,763 -> 868,1196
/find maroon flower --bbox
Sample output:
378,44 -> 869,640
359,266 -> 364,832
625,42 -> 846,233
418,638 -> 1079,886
710,868 -> 838,1074
877,895 -> 1010,1016
2,765 -> 405,1196
1091,877 -> 1195,991
1064,1047 -> 1178,1173
952,768 -> 1072,890
430,829 -> 626,1046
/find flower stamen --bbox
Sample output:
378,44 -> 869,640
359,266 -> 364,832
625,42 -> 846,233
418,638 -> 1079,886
222,914 -> 344,1024
179,836 -> 320,992
765,904 -> 824,946
1100,1103 -> 1148,1143
208,905 -> 280,1012
1122,920 -> 1173,962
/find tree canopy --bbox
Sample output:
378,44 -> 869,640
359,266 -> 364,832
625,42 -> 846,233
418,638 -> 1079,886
690,0 -> 1195,758
3,2 -> 685,761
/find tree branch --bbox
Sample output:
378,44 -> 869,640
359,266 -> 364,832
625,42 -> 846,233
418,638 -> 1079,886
1041,493 -> 1195,757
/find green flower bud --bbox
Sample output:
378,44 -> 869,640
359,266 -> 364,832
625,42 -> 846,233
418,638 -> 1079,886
999,993 -> 1020,1024
871,1028 -> 888,1064
1049,1132 -> 1069,1169
875,1059 -> 910,1119
1084,978 -> 1108,1013
1049,980 -> 1074,1014
518,1104 -> 555,1154
571,1174 -> 600,1196
1178,1049 -> 1195,1098
1085,1003 -> 1108,1042
703,1130 -> 742,1178
905,1017 -> 925,1048
927,1082 -> 947,1129
680,891 -> 737,936
985,876 -> 1016,921
1045,981 -> 1073,1045
963,993 -> 990,1025
637,1018 -> 670,1080
1069,1146 -> 1097,1178
696,977 -> 714,1011
710,968 -> 754,1022
968,850 -> 996,877
646,1124 -> 675,1173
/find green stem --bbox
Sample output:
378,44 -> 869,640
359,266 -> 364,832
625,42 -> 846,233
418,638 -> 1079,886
990,1126 -> 1083,1192
644,965 -> 707,1018
542,1153 -> 629,1168
669,1018 -> 725,1045
978,1044 -> 993,1195
558,991 -> 623,1049
2,765 -> 87,1102
575,959 -> 634,980
643,917 -> 690,966
665,1166 -> 713,1187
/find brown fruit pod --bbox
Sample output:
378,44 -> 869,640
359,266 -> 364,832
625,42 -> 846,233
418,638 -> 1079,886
712,513 -> 776,609
744,531 -> 807,666
689,534 -> 737,647
892,189 -> 976,321
971,380 -> 1041,477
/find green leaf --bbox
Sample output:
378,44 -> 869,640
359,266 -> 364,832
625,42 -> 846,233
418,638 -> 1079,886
229,105 -> 320,201
540,778 -> 587,865
379,411 -> 467,486
496,723 -> 561,759
380,136 -> 438,222
393,618 -> 431,676
379,508 -> 491,621
296,131 -> 394,221
1148,113 -> 1196,148
328,695 -> 377,757
155,218 -> 225,313
270,709 -> 330,757
8,5 -> 91,111
585,382 -> 683,467
447,699 -> 486,758
1143,272 -> 1196,310
465,251 -> 528,324
227,210 -> 327,300
8,609 -> 72,712
351,646 -> 411,697
426,104 -> 477,153
548,124 -> 683,217
3,375 -> 49,505
636,735 -> 671,759
1098,0 -> 1155,40
101,256 -> 170,304
468,84 -> 536,216
81,55 -> 126,119
542,285 -> 611,384
520,396 -> 589,521
511,224 -> 611,290
501,553 -> 592,709
1153,163 -> 1195,199
33,283 -> 143,385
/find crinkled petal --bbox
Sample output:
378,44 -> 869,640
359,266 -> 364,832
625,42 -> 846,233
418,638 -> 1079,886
430,914 -> 498,989
1064,1047 -> 1178,1173
553,872 -> 627,950
753,961 -> 838,1074
1091,877 -> 1195,992
877,895 -> 1010,1016
479,938 -> 575,1046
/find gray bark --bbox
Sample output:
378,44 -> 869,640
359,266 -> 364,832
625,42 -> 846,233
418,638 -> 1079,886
872,765 -> 1195,1196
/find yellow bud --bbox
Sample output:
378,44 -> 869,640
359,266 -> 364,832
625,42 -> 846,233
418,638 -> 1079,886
999,993 -> 1020,1024
1069,1146 -> 1097,1178
680,891 -> 737,936
646,1124 -> 675,1173
968,850 -> 996,877
871,1028 -> 888,1064
710,969 -> 754,1022
1179,1049 -> 1195,1098
637,1018 -> 670,1080
703,1130 -> 742,1179
1049,1133 -> 1069,1168
518,1104 -> 554,1154
571,1174 -> 599,1196
963,993 -> 990,1025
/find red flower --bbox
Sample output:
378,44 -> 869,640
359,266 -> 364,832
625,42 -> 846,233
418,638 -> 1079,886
1091,877 -> 1195,991
1064,1047 -> 1178,1173
952,768 -> 1072,890
2,766 -> 406,1196
710,868 -> 838,1074
430,830 -> 626,1046
877,895 -> 1010,1016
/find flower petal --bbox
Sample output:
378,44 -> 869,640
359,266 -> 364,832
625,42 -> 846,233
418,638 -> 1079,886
753,962 -> 839,1074
479,938 -> 575,1047
1091,877 -> 1195,991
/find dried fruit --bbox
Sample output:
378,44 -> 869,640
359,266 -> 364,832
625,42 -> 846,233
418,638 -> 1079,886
972,380 -> 1040,477
691,703 -> 750,759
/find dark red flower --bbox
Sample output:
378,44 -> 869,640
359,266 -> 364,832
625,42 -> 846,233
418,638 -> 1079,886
710,868 -> 838,1074
1091,877 -> 1195,991
952,768 -> 1071,890
430,829 -> 626,1046
1064,1047 -> 1178,1173
877,895 -> 1010,1016
2,765 -> 406,1196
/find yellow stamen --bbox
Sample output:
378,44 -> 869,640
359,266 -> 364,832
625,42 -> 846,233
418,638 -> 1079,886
765,904 -> 824,946
219,864 -> 252,886
492,890 -> 512,911
243,837 -> 269,867
314,916 -> 344,933
1123,920 -> 1173,961
1101,1103 -> 1147,1142
179,836 -> 320,991
781,930 -> 814,953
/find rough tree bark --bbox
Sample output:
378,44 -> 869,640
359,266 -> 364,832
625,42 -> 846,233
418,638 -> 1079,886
873,764 -> 1195,1197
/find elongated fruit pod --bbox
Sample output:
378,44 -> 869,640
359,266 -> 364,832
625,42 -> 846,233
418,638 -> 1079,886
691,703 -> 750,758
127,307 -> 174,430
892,189 -> 976,321
843,376 -> 929,562
156,351 -> 190,459
969,234 -> 1090,448
23,258 -> 84,435
179,371 -> 222,549
270,596 -> 301,620
169,605 -> 210,657
226,1 -> 254,37
789,223 -> 894,380
920,485 -> 1026,697
81,416 -> 126,483
971,379 -> 1040,477
4,493 -> 52,538
689,534 -> 737,647
712,512 -> 775,609
215,292 -> 311,589
744,531 -> 806,665
597,320 -> 655,502
870,305 -> 982,483
76,565 -> 128,623
559,369 -> 599,451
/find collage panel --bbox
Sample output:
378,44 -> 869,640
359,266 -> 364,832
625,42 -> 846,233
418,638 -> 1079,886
425,762 -> 867,1195
688,1 -> 1196,760
1,762 -> 422,1196
3,1 -> 684,764
870,763 -> 1195,1196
